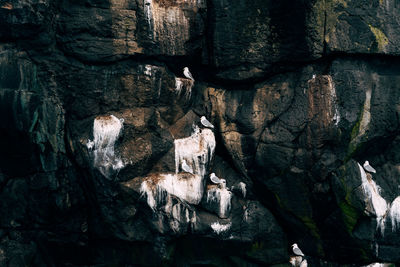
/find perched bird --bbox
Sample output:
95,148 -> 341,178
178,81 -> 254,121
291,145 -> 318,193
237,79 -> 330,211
201,116 -> 214,129
363,160 -> 376,173
291,243 -> 304,257
183,67 -> 194,80
181,159 -> 193,174
210,173 -> 222,184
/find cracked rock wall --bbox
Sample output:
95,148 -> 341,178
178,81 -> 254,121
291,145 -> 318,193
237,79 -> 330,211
1,0 -> 400,266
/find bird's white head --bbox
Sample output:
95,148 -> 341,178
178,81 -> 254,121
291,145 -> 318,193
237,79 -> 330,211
291,243 -> 298,248
184,67 -> 189,72
365,160 -> 369,165
210,172 -> 215,177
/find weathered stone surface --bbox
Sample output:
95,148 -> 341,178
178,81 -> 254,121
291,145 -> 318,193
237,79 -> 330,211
56,0 -> 206,62
138,0 -> 207,56
0,0 -> 52,40
0,234 -> 45,266
208,0 -> 319,80
57,4 -> 141,62
2,0 -> 400,266
320,0 -> 400,54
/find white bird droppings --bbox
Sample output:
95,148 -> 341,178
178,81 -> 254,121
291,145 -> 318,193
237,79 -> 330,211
238,182 -> 247,198
87,115 -> 124,177
358,162 -> 387,233
206,185 -> 232,219
211,222 -> 231,234
174,127 -> 216,179
390,196 -> 400,232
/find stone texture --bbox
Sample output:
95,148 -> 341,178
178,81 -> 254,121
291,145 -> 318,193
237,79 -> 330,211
1,0 -> 400,266
320,0 -> 400,54
207,0 -> 319,80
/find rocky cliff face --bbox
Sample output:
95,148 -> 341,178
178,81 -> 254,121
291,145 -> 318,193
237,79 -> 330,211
1,0 -> 400,266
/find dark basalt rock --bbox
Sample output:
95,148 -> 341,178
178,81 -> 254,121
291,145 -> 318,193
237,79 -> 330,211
1,0 -> 400,266
207,0 -> 319,81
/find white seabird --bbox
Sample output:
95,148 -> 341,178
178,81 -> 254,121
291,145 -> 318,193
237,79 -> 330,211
201,116 -> 214,129
210,173 -> 222,184
363,160 -> 376,174
291,243 -> 305,257
183,67 -> 194,81
181,159 -> 193,173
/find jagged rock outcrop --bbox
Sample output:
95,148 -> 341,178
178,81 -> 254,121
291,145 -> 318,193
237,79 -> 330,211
1,0 -> 400,266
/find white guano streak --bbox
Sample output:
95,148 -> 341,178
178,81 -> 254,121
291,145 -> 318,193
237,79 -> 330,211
238,182 -> 247,198
87,115 -> 124,177
207,186 -> 232,219
174,127 -> 216,178
329,77 -> 341,125
211,222 -> 231,234
358,162 -> 387,233
140,173 -> 204,211
390,196 -> 400,231
175,77 -> 193,99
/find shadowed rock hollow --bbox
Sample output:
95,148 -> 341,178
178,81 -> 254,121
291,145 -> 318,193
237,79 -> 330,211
1,0 -> 400,266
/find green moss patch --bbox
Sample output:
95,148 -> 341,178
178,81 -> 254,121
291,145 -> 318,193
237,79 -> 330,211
338,200 -> 360,234
369,25 -> 389,51
298,215 -> 324,256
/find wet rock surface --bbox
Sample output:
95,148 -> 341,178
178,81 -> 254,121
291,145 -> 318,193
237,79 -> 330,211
1,0 -> 400,266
